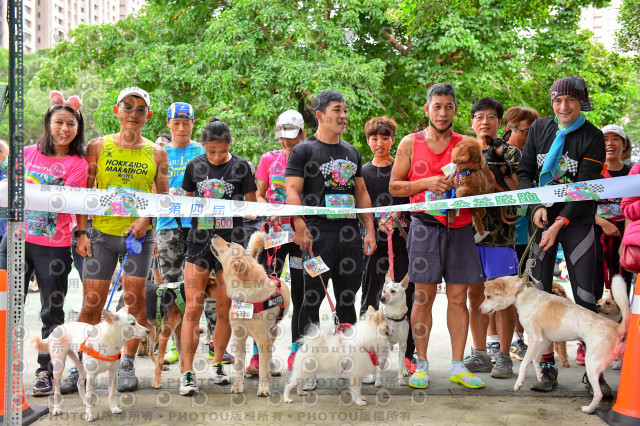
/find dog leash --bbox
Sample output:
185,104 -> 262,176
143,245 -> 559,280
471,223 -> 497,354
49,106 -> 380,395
105,233 -> 145,312
305,246 -> 346,330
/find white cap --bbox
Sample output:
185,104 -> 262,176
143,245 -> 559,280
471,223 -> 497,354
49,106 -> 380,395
601,124 -> 626,140
275,109 -> 304,139
117,86 -> 151,107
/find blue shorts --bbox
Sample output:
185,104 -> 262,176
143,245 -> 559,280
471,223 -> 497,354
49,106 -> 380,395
476,246 -> 519,280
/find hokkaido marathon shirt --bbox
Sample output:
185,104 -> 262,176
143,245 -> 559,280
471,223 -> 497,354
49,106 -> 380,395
286,135 -> 362,230
361,161 -> 409,242
517,117 -> 605,226
93,135 -> 156,236
182,153 -> 257,244
157,141 -> 205,230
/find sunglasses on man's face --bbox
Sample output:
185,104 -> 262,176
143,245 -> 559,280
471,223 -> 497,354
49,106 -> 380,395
119,103 -> 149,116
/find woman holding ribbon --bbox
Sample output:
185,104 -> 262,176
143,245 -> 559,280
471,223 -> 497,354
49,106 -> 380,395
24,91 -> 89,396
517,76 -> 607,394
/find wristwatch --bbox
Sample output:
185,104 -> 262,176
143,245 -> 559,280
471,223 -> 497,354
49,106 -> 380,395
74,229 -> 87,238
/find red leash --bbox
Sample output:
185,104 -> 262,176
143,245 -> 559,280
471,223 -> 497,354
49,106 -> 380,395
265,222 -> 281,276
387,228 -> 394,281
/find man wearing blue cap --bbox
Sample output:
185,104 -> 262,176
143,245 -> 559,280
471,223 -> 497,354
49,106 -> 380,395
156,102 -> 205,362
517,76 -> 607,394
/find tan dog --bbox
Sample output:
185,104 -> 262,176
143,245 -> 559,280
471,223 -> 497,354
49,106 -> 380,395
450,138 -> 491,234
551,282 -> 570,368
479,275 -> 629,414
211,232 -> 291,397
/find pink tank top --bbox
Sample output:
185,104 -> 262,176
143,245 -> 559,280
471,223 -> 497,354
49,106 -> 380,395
408,130 -> 472,228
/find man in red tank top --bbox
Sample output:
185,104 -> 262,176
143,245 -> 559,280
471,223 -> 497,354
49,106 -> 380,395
390,83 -> 491,390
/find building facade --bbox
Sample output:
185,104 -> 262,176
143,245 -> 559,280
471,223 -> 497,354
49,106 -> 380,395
579,0 -> 623,52
1,0 -> 145,53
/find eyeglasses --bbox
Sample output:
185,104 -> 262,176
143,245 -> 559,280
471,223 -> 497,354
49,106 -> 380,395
472,113 -> 498,121
510,125 -> 530,136
119,103 -> 149,116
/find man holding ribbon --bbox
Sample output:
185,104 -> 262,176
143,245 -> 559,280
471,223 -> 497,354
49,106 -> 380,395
517,76 -> 606,393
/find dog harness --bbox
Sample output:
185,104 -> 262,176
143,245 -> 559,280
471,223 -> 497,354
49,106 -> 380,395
333,323 -> 379,367
156,282 -> 186,327
251,277 -> 286,332
78,335 -> 122,363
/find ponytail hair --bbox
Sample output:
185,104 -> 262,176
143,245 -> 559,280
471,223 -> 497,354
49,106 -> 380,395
201,116 -> 232,144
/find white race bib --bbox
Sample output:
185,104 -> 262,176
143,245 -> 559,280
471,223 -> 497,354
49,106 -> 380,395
231,300 -> 254,319
304,256 -> 330,277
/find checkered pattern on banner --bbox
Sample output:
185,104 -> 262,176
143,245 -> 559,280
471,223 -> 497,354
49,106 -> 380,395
553,183 -> 605,197
536,153 -> 579,175
99,191 -> 149,210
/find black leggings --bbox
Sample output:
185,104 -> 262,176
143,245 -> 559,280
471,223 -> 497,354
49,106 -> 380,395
531,223 -> 603,312
359,230 -> 415,358
299,226 -> 364,334
259,240 -> 304,343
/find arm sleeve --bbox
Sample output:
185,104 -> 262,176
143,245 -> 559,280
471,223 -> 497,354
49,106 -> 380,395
255,153 -> 270,183
285,144 -> 307,178
557,130 -> 606,221
182,160 -> 196,192
517,122 -> 538,190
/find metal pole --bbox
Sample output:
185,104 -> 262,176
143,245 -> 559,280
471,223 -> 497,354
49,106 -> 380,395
4,0 -> 24,424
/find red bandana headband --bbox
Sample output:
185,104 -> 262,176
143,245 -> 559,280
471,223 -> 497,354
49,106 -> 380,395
49,90 -> 82,111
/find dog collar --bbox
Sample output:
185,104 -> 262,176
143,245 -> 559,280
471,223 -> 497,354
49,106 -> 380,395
78,336 -> 122,363
385,313 -> 408,322
456,169 -> 475,179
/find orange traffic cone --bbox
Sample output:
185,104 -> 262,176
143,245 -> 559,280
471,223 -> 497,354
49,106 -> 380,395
0,269 -> 48,425
597,274 -> 640,425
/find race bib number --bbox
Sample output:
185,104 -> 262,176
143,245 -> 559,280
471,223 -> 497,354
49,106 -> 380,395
231,300 -> 254,319
265,231 -> 289,249
325,194 -> 356,219
215,217 -> 233,229
304,256 -> 330,277
289,256 -> 303,270
198,217 -> 214,230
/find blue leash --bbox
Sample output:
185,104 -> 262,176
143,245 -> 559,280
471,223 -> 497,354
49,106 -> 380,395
105,233 -> 145,312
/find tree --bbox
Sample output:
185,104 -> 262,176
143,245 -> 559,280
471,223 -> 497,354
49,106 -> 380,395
616,0 -> 640,58
36,0 -> 635,164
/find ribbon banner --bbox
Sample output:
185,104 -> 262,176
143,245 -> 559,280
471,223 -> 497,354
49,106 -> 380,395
1,175 -> 639,218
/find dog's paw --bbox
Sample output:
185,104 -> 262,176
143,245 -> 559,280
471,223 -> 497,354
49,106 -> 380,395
111,406 -> 123,415
561,360 -> 570,368
230,383 -> 244,394
257,386 -> 271,397
297,390 -> 308,397
284,397 -> 293,404
374,380 -> 383,388
85,413 -> 96,422
398,378 -> 407,387
403,369 -> 411,377
271,370 -> 281,377
52,407 -> 61,416
152,379 -> 163,389
581,405 -> 596,414
354,398 -> 368,406
514,381 -> 523,392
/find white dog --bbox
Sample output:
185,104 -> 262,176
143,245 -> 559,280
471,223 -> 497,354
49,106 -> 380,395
283,306 -> 391,406
375,273 -> 411,387
479,275 -> 629,414
31,307 -> 149,422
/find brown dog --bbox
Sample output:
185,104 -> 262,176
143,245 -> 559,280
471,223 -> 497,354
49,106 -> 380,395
450,138 -> 491,234
551,282 -> 570,368
211,232 -> 291,397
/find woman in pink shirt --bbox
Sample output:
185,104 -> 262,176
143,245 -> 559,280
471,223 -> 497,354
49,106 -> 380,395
25,91 -> 89,396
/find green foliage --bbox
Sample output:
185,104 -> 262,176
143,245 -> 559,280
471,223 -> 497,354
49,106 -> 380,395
35,0 -> 636,164
616,0 -> 640,59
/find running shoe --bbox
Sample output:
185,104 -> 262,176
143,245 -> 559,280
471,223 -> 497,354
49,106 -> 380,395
180,370 -> 198,396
